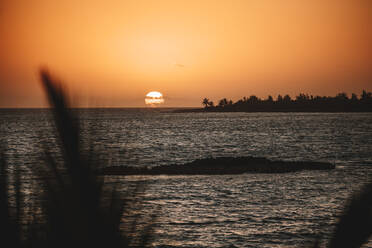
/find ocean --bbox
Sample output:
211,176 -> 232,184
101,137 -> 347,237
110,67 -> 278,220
1,109 -> 372,247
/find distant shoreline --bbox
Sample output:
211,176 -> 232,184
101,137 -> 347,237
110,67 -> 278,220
197,91 -> 372,113
174,108 -> 372,113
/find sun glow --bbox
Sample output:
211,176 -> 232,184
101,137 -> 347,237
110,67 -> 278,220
0,1 -> 371,108
145,91 -> 164,106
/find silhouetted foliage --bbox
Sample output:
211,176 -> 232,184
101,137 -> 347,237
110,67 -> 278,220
202,90 -> 372,112
283,94 -> 291,103
0,70 -> 155,248
328,181 -> 372,248
312,180 -> 372,248
218,98 -> 229,107
202,98 -> 209,108
202,98 -> 214,108
0,145 -> 22,247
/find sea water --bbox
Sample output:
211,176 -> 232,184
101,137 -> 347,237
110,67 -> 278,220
1,109 -> 372,247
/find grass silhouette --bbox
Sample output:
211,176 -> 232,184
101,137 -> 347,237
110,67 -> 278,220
0,144 -> 23,247
39,69 -> 126,247
311,178 -> 372,247
0,69 -> 155,248
327,181 -> 372,248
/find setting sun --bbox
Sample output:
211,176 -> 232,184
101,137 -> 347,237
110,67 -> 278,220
145,91 -> 164,106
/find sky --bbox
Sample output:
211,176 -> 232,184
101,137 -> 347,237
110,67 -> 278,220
0,0 -> 371,107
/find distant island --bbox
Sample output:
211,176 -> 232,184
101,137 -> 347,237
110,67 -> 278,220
180,90 -> 372,112
102,156 -> 335,175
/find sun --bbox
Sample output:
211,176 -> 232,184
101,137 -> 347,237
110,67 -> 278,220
145,91 -> 164,106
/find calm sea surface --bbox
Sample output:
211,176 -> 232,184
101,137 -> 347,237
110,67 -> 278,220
1,109 -> 372,247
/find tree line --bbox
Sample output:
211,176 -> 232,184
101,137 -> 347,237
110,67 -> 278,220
202,90 -> 372,112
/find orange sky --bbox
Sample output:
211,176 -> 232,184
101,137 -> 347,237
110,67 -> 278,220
0,0 -> 371,107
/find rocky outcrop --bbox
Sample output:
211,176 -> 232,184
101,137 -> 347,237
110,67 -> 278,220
102,156 -> 335,175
